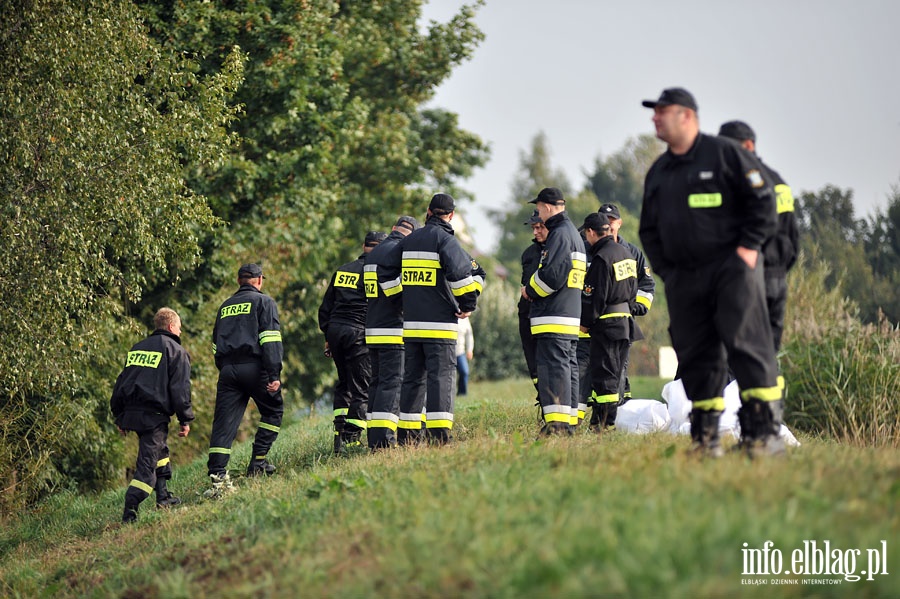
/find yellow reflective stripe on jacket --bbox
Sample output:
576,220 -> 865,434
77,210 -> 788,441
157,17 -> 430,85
366,328 -> 404,345
693,397 -> 725,411
220,302 -> 251,318
259,330 -> 282,345
334,407 -> 349,417
126,350 -> 162,369
530,316 -> 580,336
450,275 -> 479,296
334,270 -> 359,288
381,275 -> 403,296
364,266 -> 379,298
740,386 -> 782,402
688,193 -> 722,208
529,270 -> 555,297
774,184 -> 794,214
403,321 -> 458,340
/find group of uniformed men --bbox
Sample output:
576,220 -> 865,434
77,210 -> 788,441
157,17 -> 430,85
109,86 -> 797,523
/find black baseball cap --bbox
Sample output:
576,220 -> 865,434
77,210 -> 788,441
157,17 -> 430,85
642,87 -> 698,112
395,215 -> 421,232
528,187 -> 565,205
429,193 -> 455,213
524,209 -> 543,225
599,203 -> 621,220
578,212 -> 611,233
238,263 -> 264,279
718,120 -> 756,142
364,231 -> 387,247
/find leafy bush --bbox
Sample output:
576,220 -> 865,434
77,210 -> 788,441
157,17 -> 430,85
782,251 -> 900,446
470,278 -> 529,382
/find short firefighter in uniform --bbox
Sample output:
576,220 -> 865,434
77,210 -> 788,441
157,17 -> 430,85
110,307 -> 193,523
363,216 -> 420,450
579,213 -> 639,432
639,87 -> 783,458
397,193 -> 483,445
319,230 -> 386,453
207,263 -> 284,496
521,187 -> 586,435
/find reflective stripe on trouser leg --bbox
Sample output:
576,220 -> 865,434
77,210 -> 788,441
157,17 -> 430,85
367,346 -> 404,449
423,341 -> 456,444
536,335 -> 578,428
398,341 -> 427,445
328,323 -> 372,434
125,423 -> 168,508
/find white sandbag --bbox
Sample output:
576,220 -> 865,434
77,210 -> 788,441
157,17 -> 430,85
661,379 -> 691,432
615,399 -> 670,434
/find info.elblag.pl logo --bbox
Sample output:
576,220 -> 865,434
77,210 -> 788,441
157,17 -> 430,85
741,540 -> 890,586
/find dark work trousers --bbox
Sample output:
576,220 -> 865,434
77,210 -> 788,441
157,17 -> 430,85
576,335 -> 591,424
326,322 -> 372,435
398,340 -> 456,445
367,345 -> 404,449
765,274 -> 788,353
588,329 -> 629,427
535,335 -> 578,432
666,253 -> 779,404
621,343 -> 633,401
124,422 -> 170,509
518,311 -> 539,388
208,362 -> 284,475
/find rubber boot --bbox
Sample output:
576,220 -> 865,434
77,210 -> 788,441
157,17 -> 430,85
689,409 -> 724,458
155,477 -> 182,508
122,504 -> 138,524
246,457 -> 276,476
737,399 -> 786,458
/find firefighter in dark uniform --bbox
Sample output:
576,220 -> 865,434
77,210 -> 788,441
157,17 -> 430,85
110,307 -> 193,523
579,213 -> 639,432
574,233 -> 593,428
364,216 -> 420,451
518,210 -> 546,407
717,121 -> 799,353
206,263 -> 284,496
319,231 -> 386,454
521,187 -> 586,435
599,202 -> 655,403
639,88 -> 783,458
397,193 -> 483,445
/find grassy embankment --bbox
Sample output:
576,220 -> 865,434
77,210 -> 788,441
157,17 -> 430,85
2,377 -> 898,598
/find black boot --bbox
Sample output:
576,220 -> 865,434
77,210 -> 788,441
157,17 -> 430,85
122,504 -> 138,524
155,477 -> 182,508
247,457 -> 276,476
737,399 -> 786,458
689,409 -> 724,458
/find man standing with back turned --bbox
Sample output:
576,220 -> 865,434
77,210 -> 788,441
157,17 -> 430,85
639,88 -> 784,458
207,263 -> 284,497
522,187 -> 586,435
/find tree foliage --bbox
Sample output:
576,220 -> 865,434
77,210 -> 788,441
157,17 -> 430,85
0,0 -> 242,509
585,134 -> 663,215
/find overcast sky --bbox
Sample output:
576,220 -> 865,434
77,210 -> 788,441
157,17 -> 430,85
421,0 -> 900,252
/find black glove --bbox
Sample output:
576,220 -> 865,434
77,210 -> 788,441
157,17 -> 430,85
631,303 -> 648,317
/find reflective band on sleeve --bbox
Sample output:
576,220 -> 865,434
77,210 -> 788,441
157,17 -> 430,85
450,275 -> 479,296
381,276 -> 403,296
259,330 -> 282,345
774,184 -> 795,214
333,408 -> 349,417
692,397 -> 725,411
129,479 -> 154,494
636,291 -> 653,308
258,422 -> 280,433
530,270 -> 555,297
688,193 -> 723,208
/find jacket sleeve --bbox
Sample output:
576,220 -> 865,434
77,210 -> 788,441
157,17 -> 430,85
634,247 -> 655,312
728,144 -> 777,252
258,297 -> 283,381
526,232 -> 570,299
444,241 -> 481,313
168,346 -> 194,424
639,165 -> 673,282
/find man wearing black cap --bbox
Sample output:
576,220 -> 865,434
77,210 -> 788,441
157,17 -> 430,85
396,193 -> 483,444
364,216 -> 420,450
579,213 -> 639,432
111,307 -> 193,523
206,263 -> 284,496
639,87 -> 783,458
599,202 -> 654,404
319,231 -> 386,454
718,121 -> 799,354
521,187 -> 586,435
518,210 -> 547,403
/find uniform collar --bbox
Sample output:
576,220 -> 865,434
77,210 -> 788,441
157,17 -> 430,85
426,215 -> 455,234
152,329 -> 182,345
588,235 -> 615,256
544,210 -> 570,228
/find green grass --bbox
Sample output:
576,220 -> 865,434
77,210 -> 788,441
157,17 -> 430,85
2,377 -> 899,598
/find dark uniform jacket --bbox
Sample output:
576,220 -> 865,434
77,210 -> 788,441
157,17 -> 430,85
318,254 -> 367,332
524,211 -> 586,337
110,330 -> 194,429
399,216 -> 482,344
759,161 -> 799,278
618,235 -> 655,313
213,284 -> 283,382
581,236 -> 638,341
639,133 -> 777,281
364,230 -> 405,345
518,240 -> 543,316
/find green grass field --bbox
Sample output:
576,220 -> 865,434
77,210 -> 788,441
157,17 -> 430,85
2,377 -> 898,598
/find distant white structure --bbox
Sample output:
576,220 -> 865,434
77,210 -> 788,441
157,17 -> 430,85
658,346 -> 678,380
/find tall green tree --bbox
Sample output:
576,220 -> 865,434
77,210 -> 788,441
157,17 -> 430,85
137,1 -> 489,406
0,0 -> 242,509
